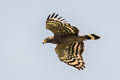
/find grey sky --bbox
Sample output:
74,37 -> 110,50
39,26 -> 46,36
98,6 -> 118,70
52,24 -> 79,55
0,0 -> 119,80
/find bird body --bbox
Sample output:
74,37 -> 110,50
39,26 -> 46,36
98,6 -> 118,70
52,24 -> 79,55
55,35 -> 82,56
43,13 -> 100,70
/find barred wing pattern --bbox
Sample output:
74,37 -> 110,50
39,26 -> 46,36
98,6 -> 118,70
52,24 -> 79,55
46,13 -> 79,36
58,41 -> 85,70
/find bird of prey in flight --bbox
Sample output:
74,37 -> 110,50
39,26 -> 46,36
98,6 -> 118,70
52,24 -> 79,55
43,13 -> 100,70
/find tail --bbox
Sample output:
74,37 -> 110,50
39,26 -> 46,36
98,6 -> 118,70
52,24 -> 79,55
84,34 -> 100,40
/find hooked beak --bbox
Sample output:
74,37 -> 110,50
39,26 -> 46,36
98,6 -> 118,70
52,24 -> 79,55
42,40 -> 46,44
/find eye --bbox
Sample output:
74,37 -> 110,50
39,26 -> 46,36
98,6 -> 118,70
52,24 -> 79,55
49,36 -> 54,39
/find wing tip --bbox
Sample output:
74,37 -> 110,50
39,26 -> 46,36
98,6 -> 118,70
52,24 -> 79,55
47,13 -> 66,21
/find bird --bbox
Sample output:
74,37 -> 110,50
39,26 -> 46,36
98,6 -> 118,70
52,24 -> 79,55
43,13 -> 100,70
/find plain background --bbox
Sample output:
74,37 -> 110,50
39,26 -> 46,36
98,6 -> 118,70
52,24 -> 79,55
0,0 -> 120,80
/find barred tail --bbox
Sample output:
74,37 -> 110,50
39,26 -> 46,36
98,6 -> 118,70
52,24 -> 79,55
84,34 -> 100,40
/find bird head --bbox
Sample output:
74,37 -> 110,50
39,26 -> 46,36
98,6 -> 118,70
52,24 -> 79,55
43,36 -> 54,44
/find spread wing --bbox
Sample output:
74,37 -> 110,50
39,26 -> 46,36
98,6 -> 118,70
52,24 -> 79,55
46,13 -> 79,36
55,41 -> 85,70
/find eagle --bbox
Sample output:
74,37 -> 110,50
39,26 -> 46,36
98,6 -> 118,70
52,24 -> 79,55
43,13 -> 100,70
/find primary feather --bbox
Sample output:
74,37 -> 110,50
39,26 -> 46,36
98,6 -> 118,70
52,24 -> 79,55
46,13 -> 79,36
